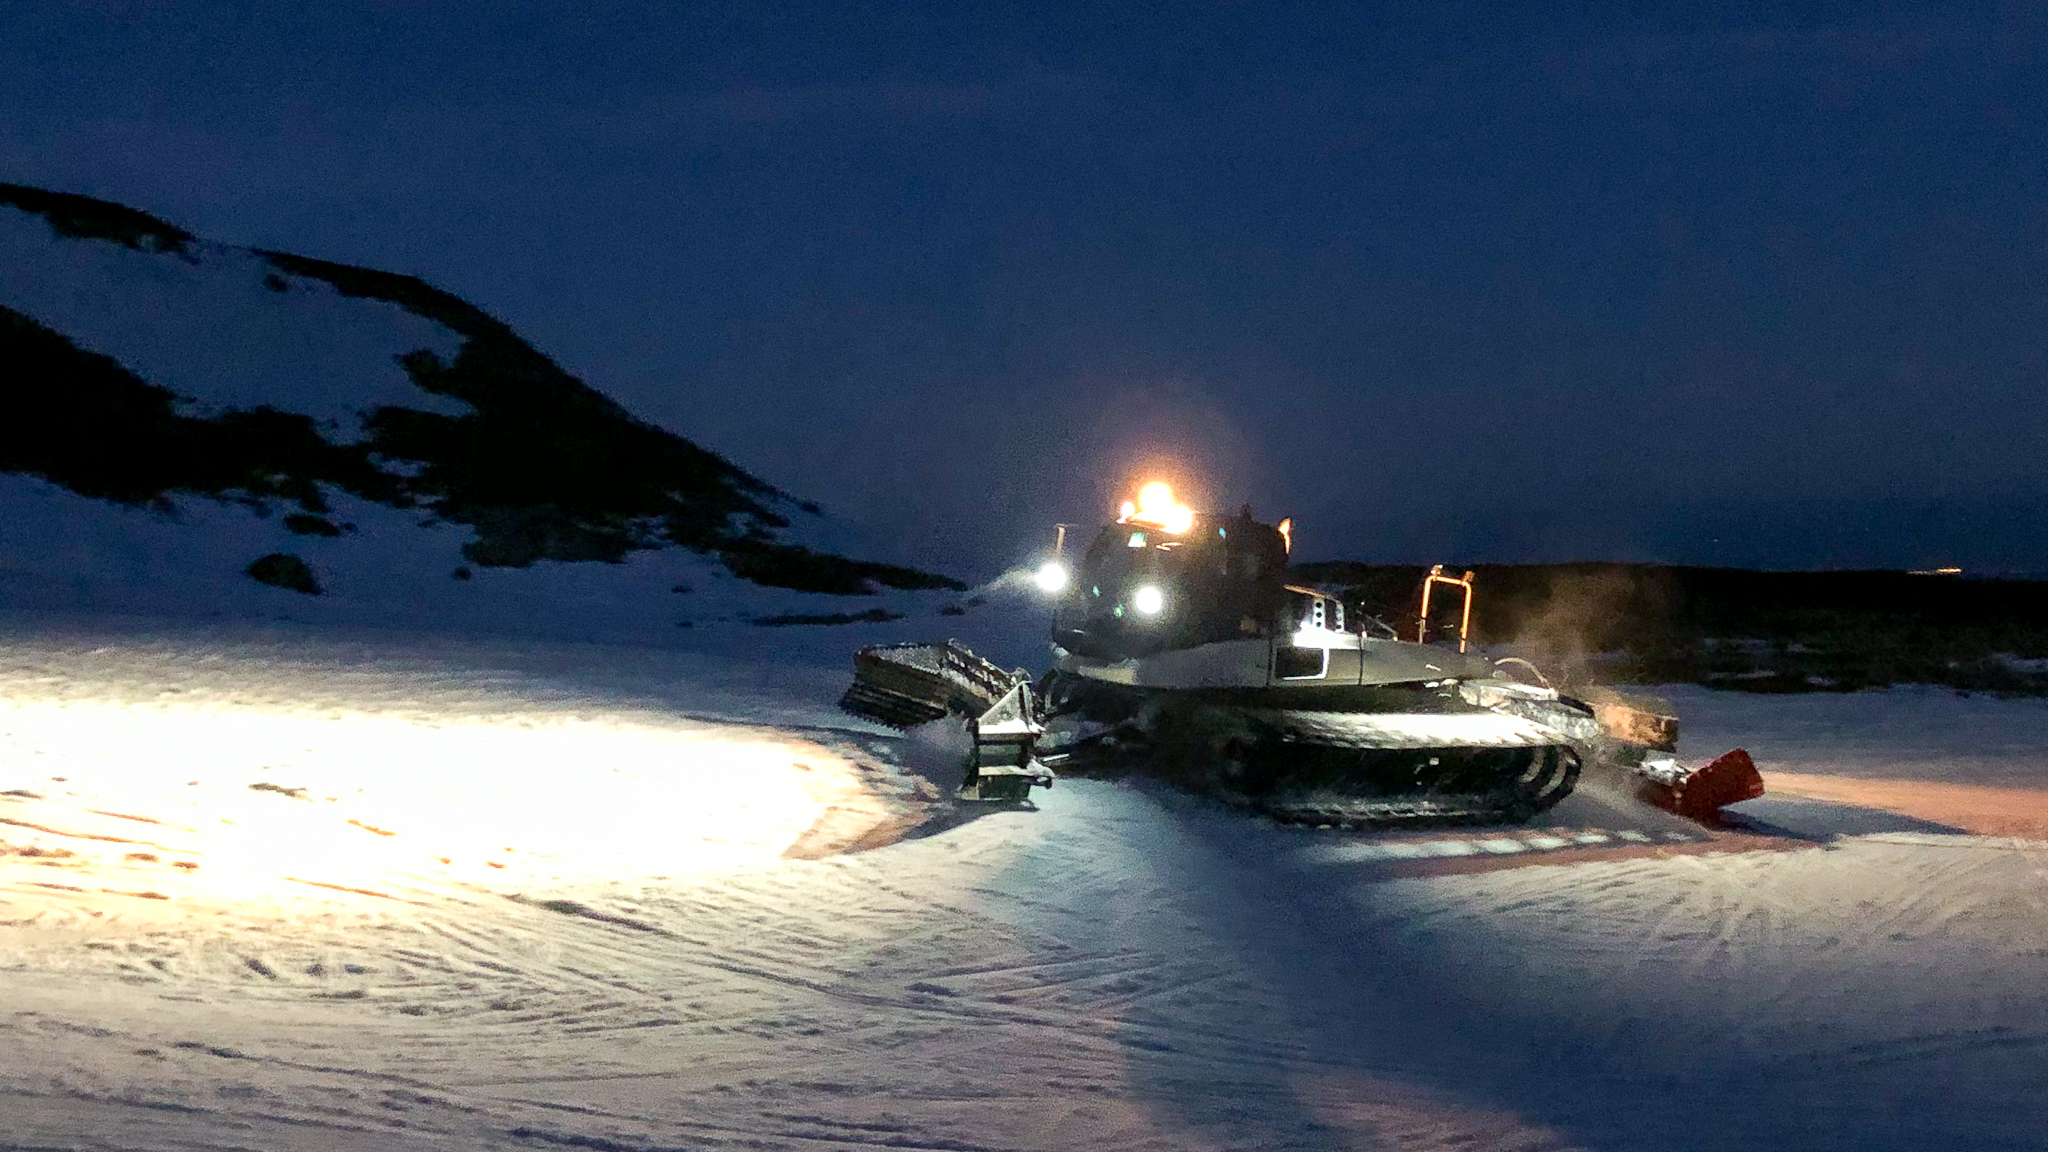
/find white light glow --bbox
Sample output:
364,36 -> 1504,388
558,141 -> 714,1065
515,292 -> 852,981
1133,585 -> 1166,616
1034,561 -> 1070,594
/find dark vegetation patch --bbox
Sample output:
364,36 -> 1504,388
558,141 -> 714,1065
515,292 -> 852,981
0,305 -> 400,512
283,513 -> 342,537
721,541 -> 961,594
258,251 -> 962,591
0,182 -> 192,254
264,252 -> 788,568
1295,561 -> 2048,694
245,553 -> 320,595
752,607 -> 905,627
0,185 -> 962,595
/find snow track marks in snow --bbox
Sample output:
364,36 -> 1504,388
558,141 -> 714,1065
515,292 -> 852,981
5,619 -> 2048,1150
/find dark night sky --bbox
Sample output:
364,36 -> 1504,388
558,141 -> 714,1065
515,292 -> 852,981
5,2 -> 2045,577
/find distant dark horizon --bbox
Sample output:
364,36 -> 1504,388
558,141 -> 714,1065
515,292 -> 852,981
1283,491 -> 2048,578
5,2 -> 2043,581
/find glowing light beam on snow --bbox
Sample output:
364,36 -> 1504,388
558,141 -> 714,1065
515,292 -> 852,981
0,687 -> 867,909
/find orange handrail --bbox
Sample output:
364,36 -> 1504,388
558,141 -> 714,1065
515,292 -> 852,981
1416,565 -> 1476,652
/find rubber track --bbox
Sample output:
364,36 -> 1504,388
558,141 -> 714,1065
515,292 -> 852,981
1257,795 -> 1539,830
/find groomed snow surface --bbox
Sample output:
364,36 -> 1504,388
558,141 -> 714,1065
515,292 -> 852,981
3,613 -> 2047,1152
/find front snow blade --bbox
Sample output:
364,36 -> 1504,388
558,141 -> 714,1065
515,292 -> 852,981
961,681 -> 1055,802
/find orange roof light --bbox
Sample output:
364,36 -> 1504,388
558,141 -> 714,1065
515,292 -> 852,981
1122,481 -> 1195,534
1277,518 -> 1292,553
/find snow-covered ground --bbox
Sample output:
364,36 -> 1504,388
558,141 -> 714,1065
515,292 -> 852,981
3,612 -> 2046,1151
1670,681 -> 2048,787
0,470 -> 1002,645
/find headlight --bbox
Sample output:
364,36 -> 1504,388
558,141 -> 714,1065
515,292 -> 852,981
1033,561 -> 1070,594
1132,584 -> 1165,616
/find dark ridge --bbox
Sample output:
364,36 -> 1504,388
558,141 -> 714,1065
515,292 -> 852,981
753,607 -> 906,627
721,541 -> 964,594
1294,560 -> 2048,694
0,304 -> 398,512
260,251 -> 960,591
259,252 -> 639,420
0,183 -> 193,254
246,553 -> 321,595
283,513 -> 343,537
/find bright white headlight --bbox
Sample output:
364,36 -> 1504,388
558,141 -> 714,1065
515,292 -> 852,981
1132,584 -> 1165,616
1034,561 -> 1070,594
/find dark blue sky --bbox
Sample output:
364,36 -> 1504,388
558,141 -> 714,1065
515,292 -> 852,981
5,2 -> 2044,575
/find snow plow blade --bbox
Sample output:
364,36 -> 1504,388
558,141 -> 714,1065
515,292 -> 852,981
1629,748 -> 1765,822
841,642 -> 1057,802
839,641 -> 1025,729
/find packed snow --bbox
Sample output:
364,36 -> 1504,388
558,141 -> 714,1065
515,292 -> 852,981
2,611 -> 2045,1151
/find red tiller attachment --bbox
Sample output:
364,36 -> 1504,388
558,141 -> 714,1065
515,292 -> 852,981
1636,748 -> 1766,822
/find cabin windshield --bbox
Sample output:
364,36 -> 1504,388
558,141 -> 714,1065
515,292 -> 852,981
1053,511 -> 1289,659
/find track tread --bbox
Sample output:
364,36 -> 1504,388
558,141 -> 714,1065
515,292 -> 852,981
1258,795 -> 1535,830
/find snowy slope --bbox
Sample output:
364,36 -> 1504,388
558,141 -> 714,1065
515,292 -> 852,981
0,472 -> 1025,651
0,206 -> 470,428
0,183 -> 972,641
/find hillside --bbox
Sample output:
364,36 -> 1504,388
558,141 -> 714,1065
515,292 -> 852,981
0,183 -> 962,634
1296,560 -> 2048,694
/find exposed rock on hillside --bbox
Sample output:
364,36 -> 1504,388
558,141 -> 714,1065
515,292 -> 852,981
0,183 -> 957,604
